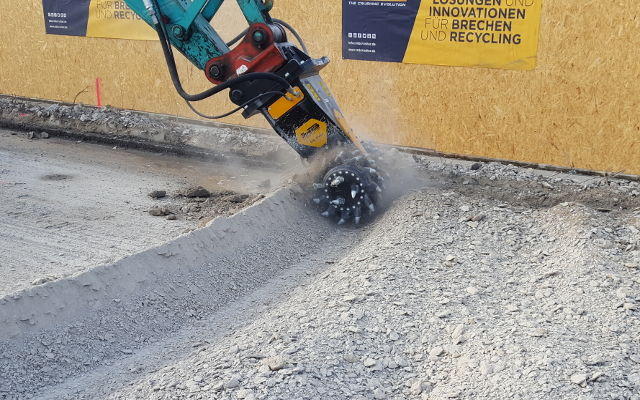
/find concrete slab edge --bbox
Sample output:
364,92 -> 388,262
0,95 -> 296,167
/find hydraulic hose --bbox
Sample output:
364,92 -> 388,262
185,90 -> 284,120
149,0 -> 292,102
226,19 -> 308,54
272,18 -> 308,54
226,29 -> 247,47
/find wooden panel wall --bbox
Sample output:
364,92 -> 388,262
1,0 -> 638,174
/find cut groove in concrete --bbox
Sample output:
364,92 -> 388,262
0,187 -> 339,340
0,187 -> 359,395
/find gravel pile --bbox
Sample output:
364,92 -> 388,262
87,183 -> 638,400
2,156 -> 634,400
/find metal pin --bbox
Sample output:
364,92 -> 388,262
338,209 -> 349,225
364,194 -> 375,213
321,207 -> 336,218
351,184 -> 359,199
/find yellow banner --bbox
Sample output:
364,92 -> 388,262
403,0 -> 542,70
86,0 -> 156,40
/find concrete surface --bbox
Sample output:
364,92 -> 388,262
0,128 -> 288,297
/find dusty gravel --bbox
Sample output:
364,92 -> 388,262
1,149 -> 639,400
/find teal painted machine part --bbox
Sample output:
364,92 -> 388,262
178,0 -> 216,28
234,0 -> 273,23
124,0 -> 270,70
201,0 -> 225,21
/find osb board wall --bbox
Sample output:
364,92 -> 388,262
0,1 -> 256,127
1,1 -> 638,174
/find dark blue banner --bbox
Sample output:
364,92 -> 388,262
342,0 -> 421,62
42,0 -> 91,37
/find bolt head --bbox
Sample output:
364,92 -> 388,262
252,30 -> 266,43
172,25 -> 186,38
209,64 -> 224,79
230,89 -> 244,102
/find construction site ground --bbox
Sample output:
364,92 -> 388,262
0,128 -> 285,296
1,127 -> 640,400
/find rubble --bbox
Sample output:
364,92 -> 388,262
0,133 -> 638,399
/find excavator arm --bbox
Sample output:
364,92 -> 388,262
124,0 -> 385,224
